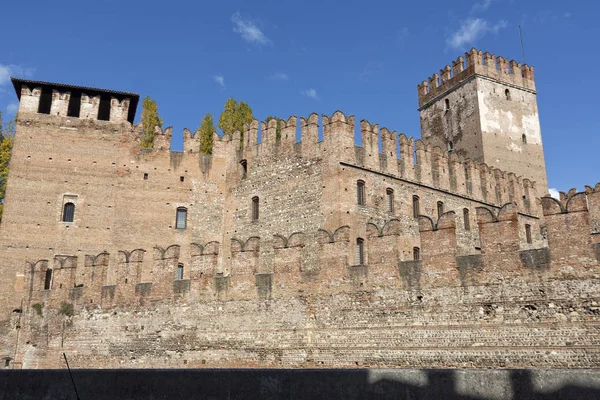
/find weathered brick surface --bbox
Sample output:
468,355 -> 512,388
0,54 -> 597,371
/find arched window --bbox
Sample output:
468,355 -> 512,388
62,202 -> 75,222
176,207 -> 187,229
463,208 -> 470,231
437,201 -> 444,218
240,159 -> 248,179
444,98 -> 450,111
413,247 -> 420,261
525,224 -> 532,244
448,141 -> 454,152
412,195 -> 420,218
44,269 -> 53,290
505,89 -> 511,100
522,134 -> 527,144
386,188 -> 394,213
252,196 -> 259,220
356,238 -> 365,265
357,180 -> 366,206
176,263 -> 184,280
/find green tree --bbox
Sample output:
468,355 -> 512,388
265,116 -> 283,142
218,99 -> 253,143
0,111 -> 16,222
198,113 -> 215,155
140,96 -> 163,149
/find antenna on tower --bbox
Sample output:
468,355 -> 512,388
518,25 -> 526,65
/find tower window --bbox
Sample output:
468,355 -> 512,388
357,180 -> 366,206
38,87 -> 52,114
176,264 -> 184,280
240,160 -> 248,179
44,269 -> 53,290
522,134 -> 527,144
97,96 -> 111,121
413,247 -> 420,261
176,207 -> 187,229
386,188 -> 394,213
525,224 -> 532,244
356,238 -> 365,265
448,141 -> 454,152
252,196 -> 259,220
67,92 -> 81,118
444,98 -> 450,111
180,176 -> 184,182
463,208 -> 470,231
62,202 -> 75,222
437,201 -> 444,218
413,195 -> 420,218
143,173 -> 148,180
505,89 -> 511,100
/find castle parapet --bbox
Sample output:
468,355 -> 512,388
418,48 -> 536,108
11,78 -> 139,124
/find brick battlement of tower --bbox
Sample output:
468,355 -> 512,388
417,48 -> 536,108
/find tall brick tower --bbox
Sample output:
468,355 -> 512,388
417,48 -> 548,194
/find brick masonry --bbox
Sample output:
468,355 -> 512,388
0,50 -> 599,370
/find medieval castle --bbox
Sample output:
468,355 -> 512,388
0,48 -> 598,370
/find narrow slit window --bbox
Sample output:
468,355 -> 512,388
356,238 -> 365,265
44,269 -> 53,290
357,180 -> 366,206
448,141 -> 454,152
522,134 -> 527,144
413,247 -> 420,261
176,207 -> 187,229
252,196 -> 259,220
176,264 -> 184,280
437,201 -> 444,218
505,89 -> 511,100
463,208 -> 470,231
38,87 -> 52,114
180,176 -> 184,182
62,202 -> 75,222
143,173 -> 148,180
386,188 -> 394,213
525,224 -> 532,244
413,195 -> 420,218
444,98 -> 450,111
240,159 -> 248,179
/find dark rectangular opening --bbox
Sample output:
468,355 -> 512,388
67,92 -> 81,118
98,95 -> 111,121
38,87 -> 52,114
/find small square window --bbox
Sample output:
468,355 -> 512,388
180,176 -> 184,182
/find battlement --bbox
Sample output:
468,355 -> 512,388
11,78 -> 139,123
417,48 -> 536,108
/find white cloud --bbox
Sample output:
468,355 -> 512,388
0,63 -> 34,86
231,12 -> 272,46
471,0 -> 493,13
301,88 -> 319,100
447,18 -> 507,49
6,103 -> 18,114
213,75 -> 225,88
548,188 -> 560,199
270,72 -> 288,81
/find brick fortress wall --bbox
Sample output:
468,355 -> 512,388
0,57 -> 598,369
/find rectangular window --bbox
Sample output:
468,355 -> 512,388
413,195 -> 420,218
437,201 -> 444,219
357,181 -> 366,206
413,247 -> 420,261
176,264 -> 184,280
356,238 -> 365,265
386,188 -> 394,213
252,197 -> 259,220
44,269 -> 53,290
176,208 -> 187,229
525,224 -> 532,244
463,208 -> 470,231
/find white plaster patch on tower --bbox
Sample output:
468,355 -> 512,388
522,113 -> 542,144
507,141 -> 522,153
477,90 -> 501,133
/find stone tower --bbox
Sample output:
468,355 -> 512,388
417,48 -> 548,194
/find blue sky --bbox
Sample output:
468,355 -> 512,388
0,0 -> 597,194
